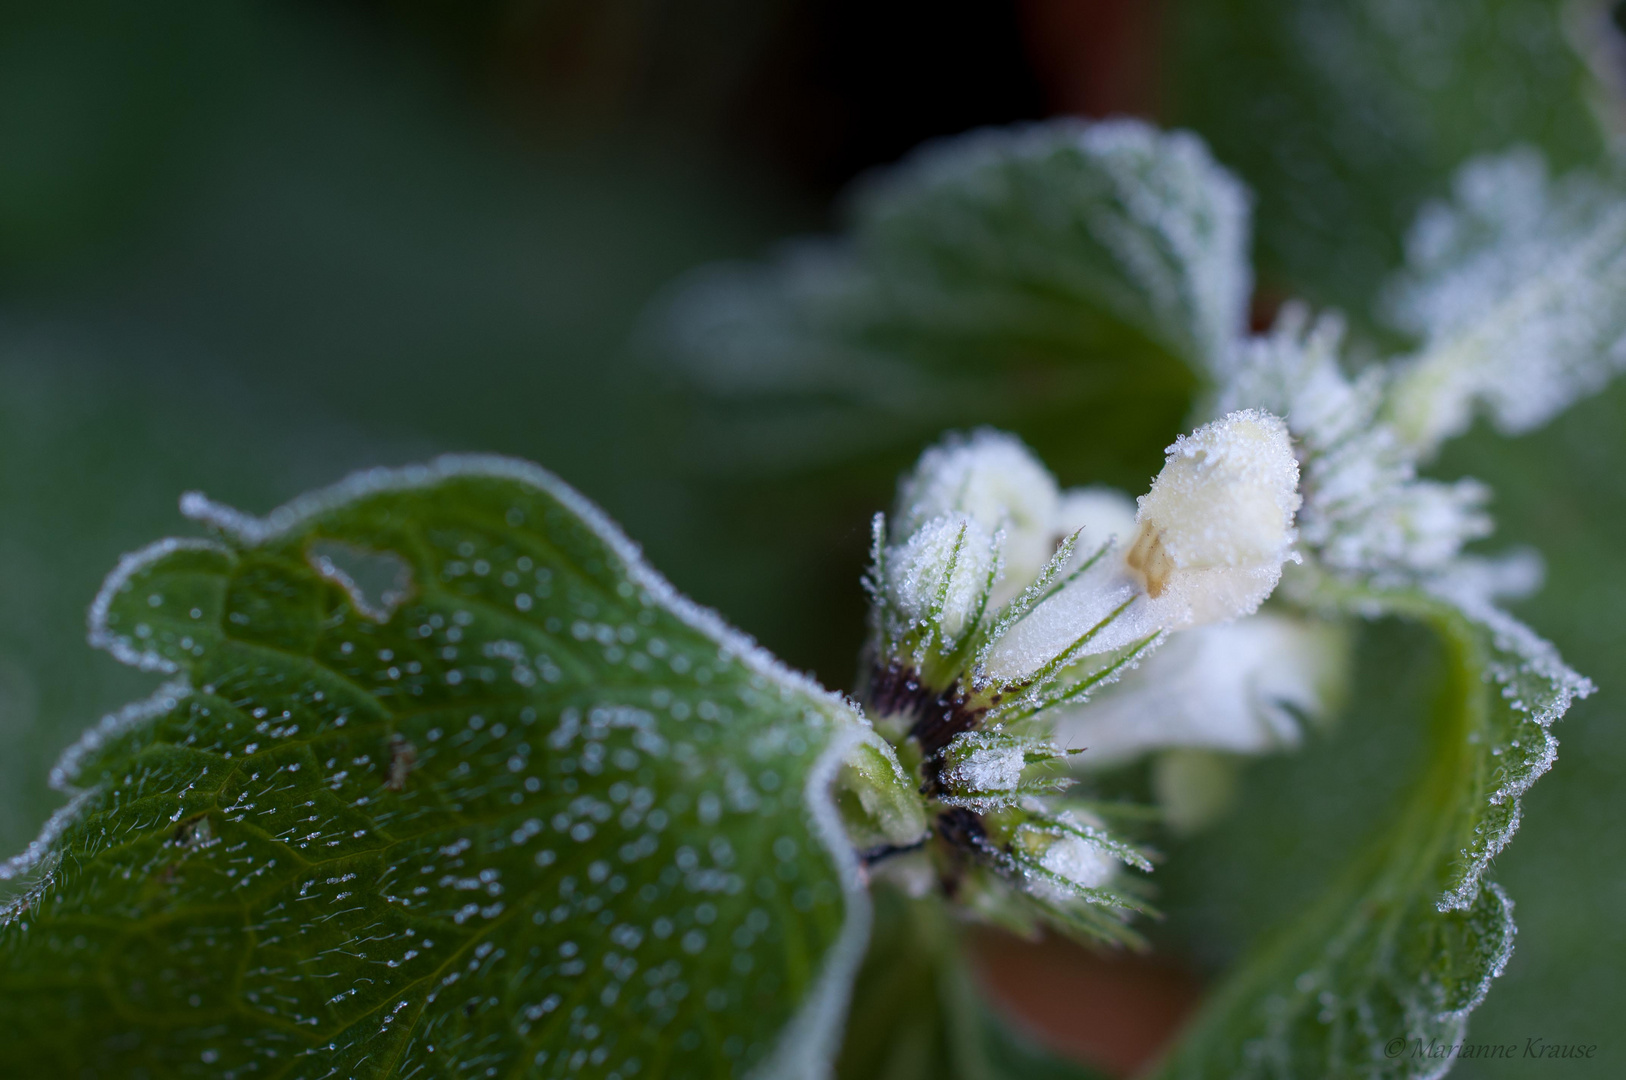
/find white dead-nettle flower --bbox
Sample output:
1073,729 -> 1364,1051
1049,612 -> 1350,767
881,513 -> 998,646
1128,409 -> 1301,618
894,429 -> 1059,606
984,410 -> 1301,683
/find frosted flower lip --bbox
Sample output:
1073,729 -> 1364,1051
1129,409 -> 1301,604
982,410 -> 1301,685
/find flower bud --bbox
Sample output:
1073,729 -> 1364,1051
1034,833 -> 1118,892
895,430 -> 1059,605
883,514 -> 998,645
1009,811 -> 1122,899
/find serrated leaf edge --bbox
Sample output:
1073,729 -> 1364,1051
1441,882 -> 1517,1023
1423,582 -> 1595,912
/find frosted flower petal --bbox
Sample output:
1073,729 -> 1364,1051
1050,613 -> 1351,766
982,411 -> 1300,684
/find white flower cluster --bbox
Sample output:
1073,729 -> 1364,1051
865,414 -> 1324,907
856,137 -> 1626,937
875,417 -> 1301,700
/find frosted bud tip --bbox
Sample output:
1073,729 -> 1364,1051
884,514 -> 998,644
1128,409 -> 1301,623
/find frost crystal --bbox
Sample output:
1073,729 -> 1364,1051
894,429 -> 1059,606
1382,148 -> 1626,454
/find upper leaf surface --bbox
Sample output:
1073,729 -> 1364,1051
0,456 -> 870,1080
653,119 -> 1248,476
1153,584 -> 1591,1078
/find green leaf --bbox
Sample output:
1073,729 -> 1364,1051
1381,150 -> 1626,454
1170,0 -> 1605,324
652,119 -> 1248,479
0,456 -> 873,1079
1152,583 -> 1591,1078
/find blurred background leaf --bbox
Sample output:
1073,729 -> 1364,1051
1170,0 -> 1606,330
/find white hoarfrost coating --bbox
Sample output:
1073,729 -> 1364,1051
894,429 -> 1060,606
883,514 -> 997,642
983,411 -> 1302,682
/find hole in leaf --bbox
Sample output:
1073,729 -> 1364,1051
172,813 -> 213,849
307,541 -> 414,623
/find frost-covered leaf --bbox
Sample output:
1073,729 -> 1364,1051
1153,584 -> 1591,1078
0,456 -> 873,1079
651,118 -> 1249,473
1382,149 -> 1626,453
